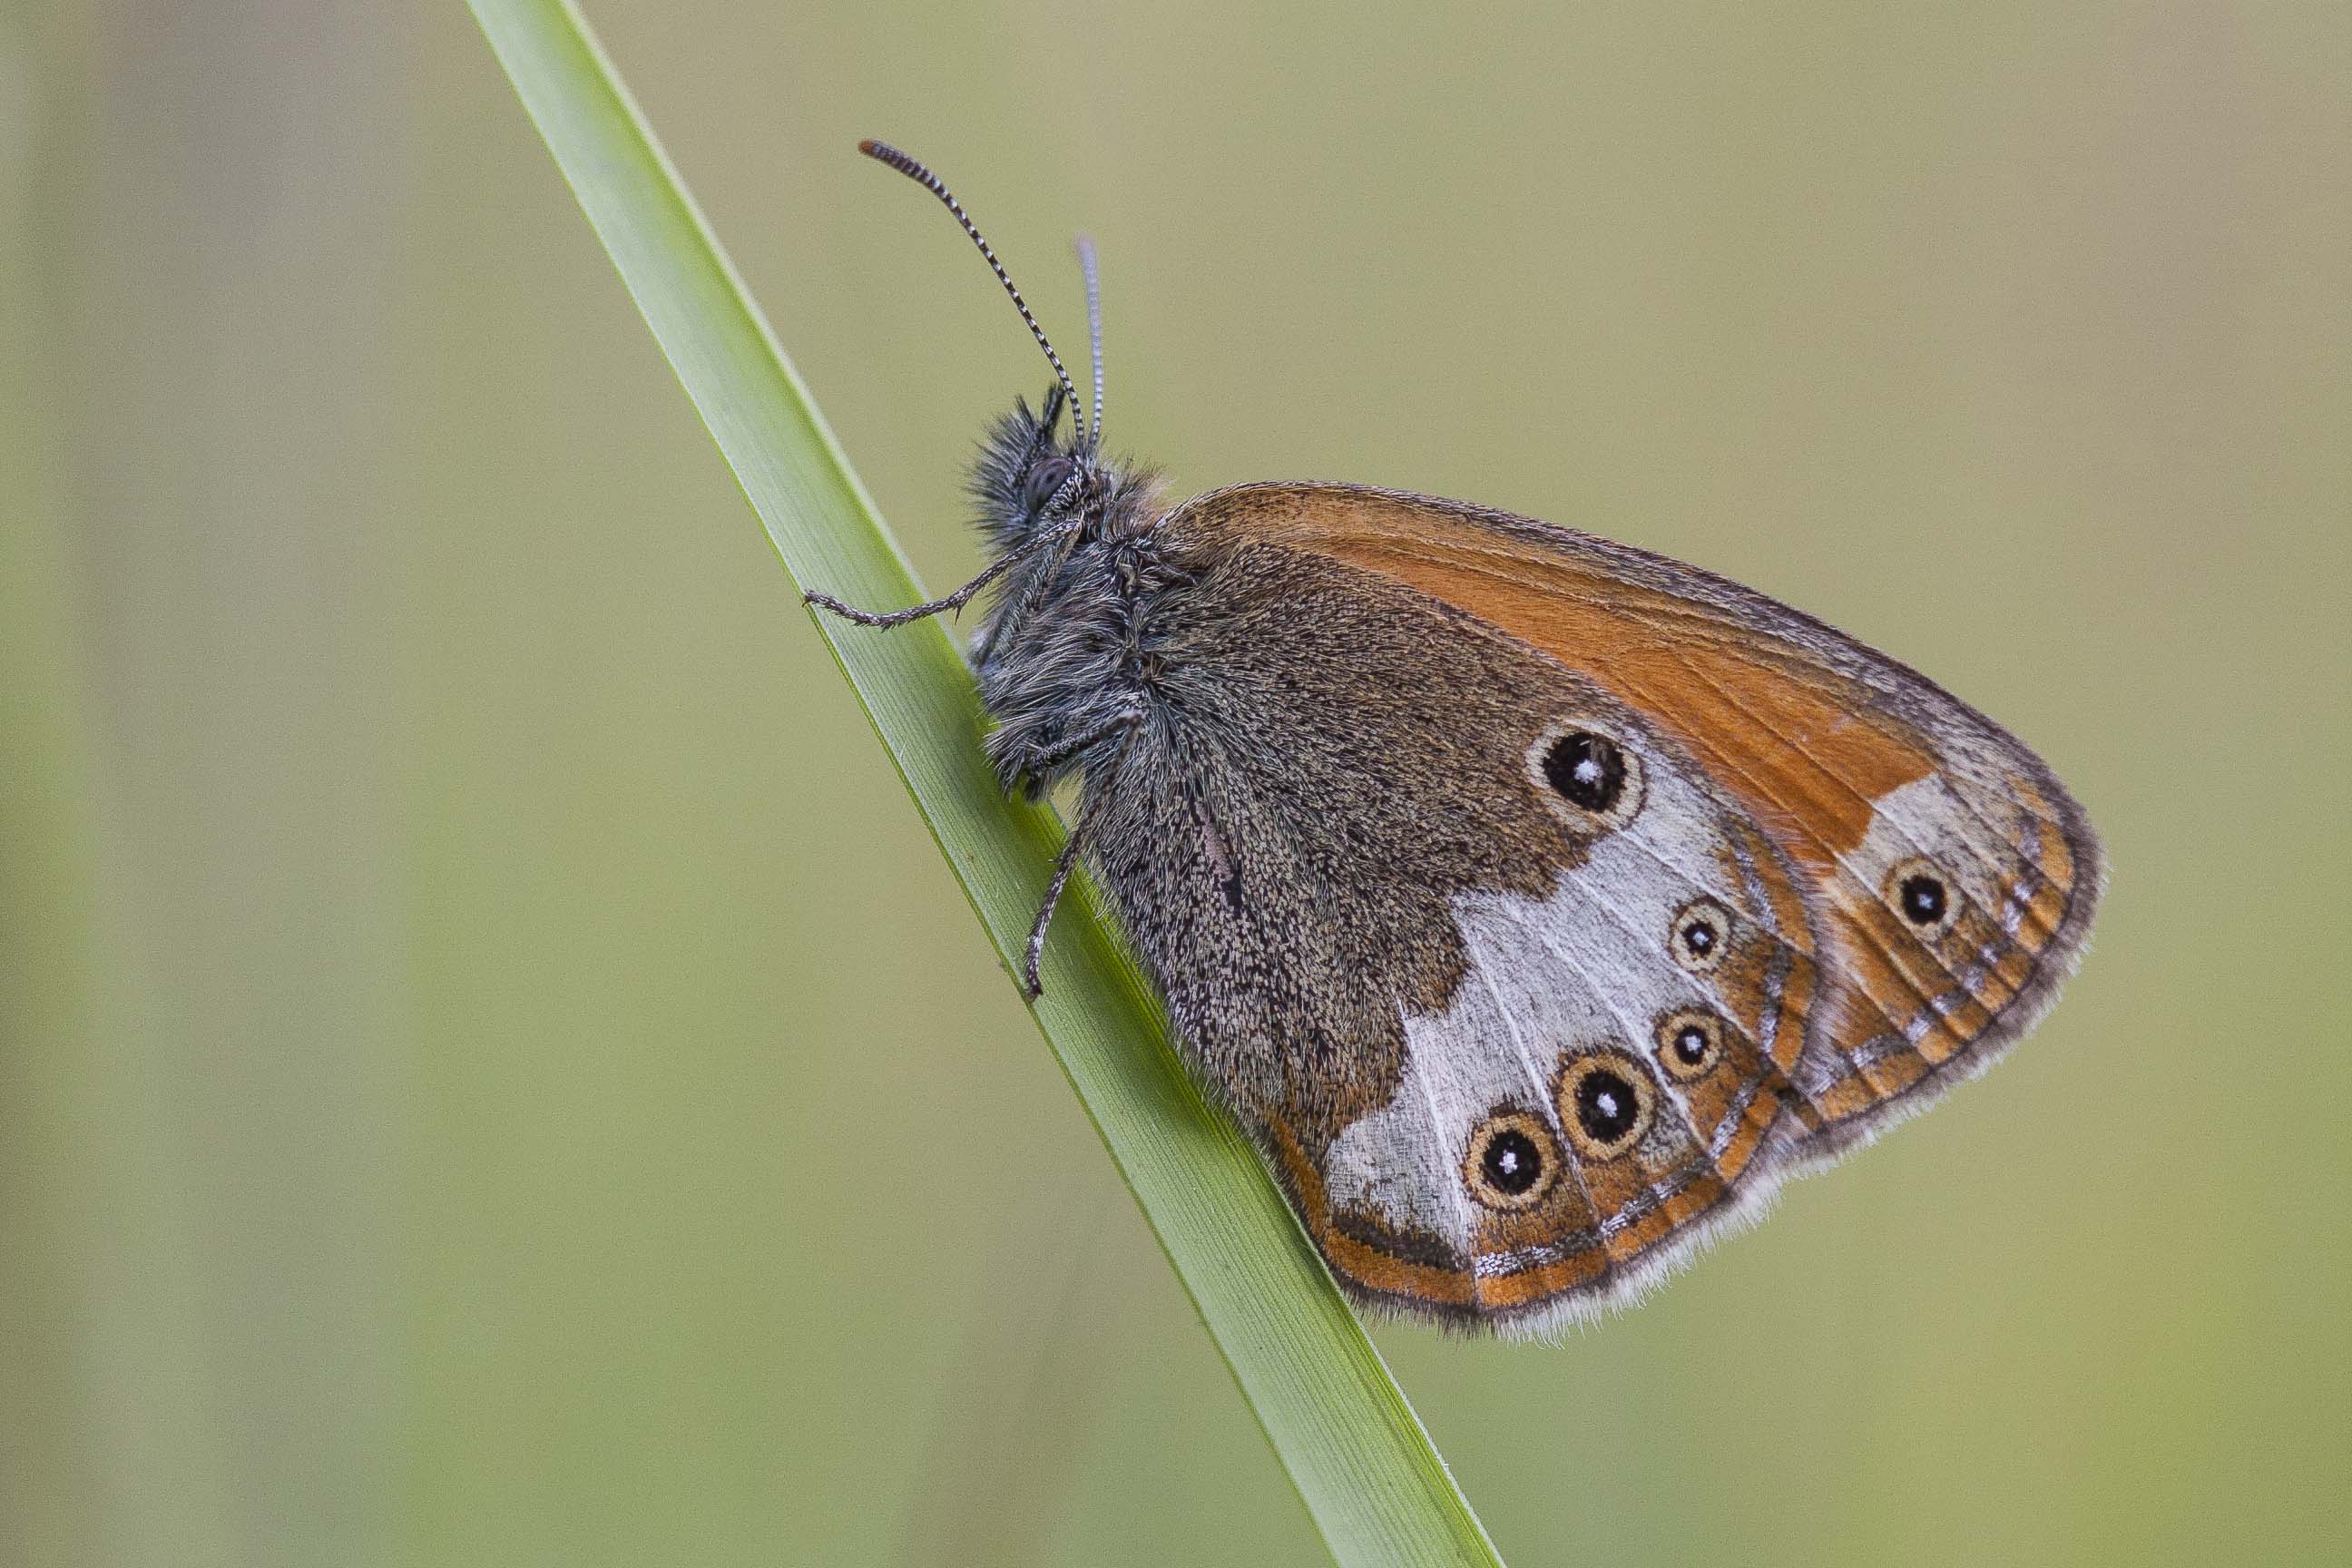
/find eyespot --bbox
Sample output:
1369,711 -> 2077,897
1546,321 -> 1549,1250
1556,1052 -> 1657,1161
1654,1007 -> 1725,1083
1669,897 -> 1733,974
1886,856 -> 1960,940
1463,1111 -> 1558,1210
1526,721 -> 1646,830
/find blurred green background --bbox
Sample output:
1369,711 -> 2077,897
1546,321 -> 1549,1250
5,2 -> 2347,1563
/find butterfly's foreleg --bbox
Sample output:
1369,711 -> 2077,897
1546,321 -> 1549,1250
803,527 -> 1055,629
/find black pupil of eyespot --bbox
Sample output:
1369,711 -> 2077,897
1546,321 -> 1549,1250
1575,1070 -> 1640,1143
1900,874 -> 1947,926
1543,731 -> 1626,813
1482,1129 -> 1543,1194
1682,920 -> 1716,956
1674,1025 -> 1710,1065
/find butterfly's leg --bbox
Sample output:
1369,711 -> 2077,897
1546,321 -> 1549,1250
1019,710 -> 1142,998
1022,823 -> 1088,1000
963,520 -> 1084,662
1019,704 -> 1145,781
803,527 -> 1054,629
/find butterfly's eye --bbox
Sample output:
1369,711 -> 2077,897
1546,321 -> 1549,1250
1463,1112 -> 1557,1210
1886,856 -> 1960,940
1556,1053 -> 1656,1161
1022,456 -> 1076,513
1528,722 -> 1645,830
1654,1007 -> 1725,1082
1668,897 -> 1733,974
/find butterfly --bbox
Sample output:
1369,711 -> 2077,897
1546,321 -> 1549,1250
810,141 -> 2105,1334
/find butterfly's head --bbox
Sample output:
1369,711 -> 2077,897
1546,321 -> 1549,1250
859,140 -> 1148,552
971,382 -> 1152,557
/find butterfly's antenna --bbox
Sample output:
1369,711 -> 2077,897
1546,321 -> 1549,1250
1075,233 -> 1103,444
858,139 -> 1088,447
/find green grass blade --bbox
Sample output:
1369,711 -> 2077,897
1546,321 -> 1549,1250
465,5 -> 1506,1563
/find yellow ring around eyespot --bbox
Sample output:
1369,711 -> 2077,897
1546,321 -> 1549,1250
1668,897 -> 1733,975
1884,854 -> 1962,942
1461,1110 -> 1560,1212
1555,1051 -> 1657,1161
1654,1006 -> 1724,1083
1524,717 -> 1648,834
